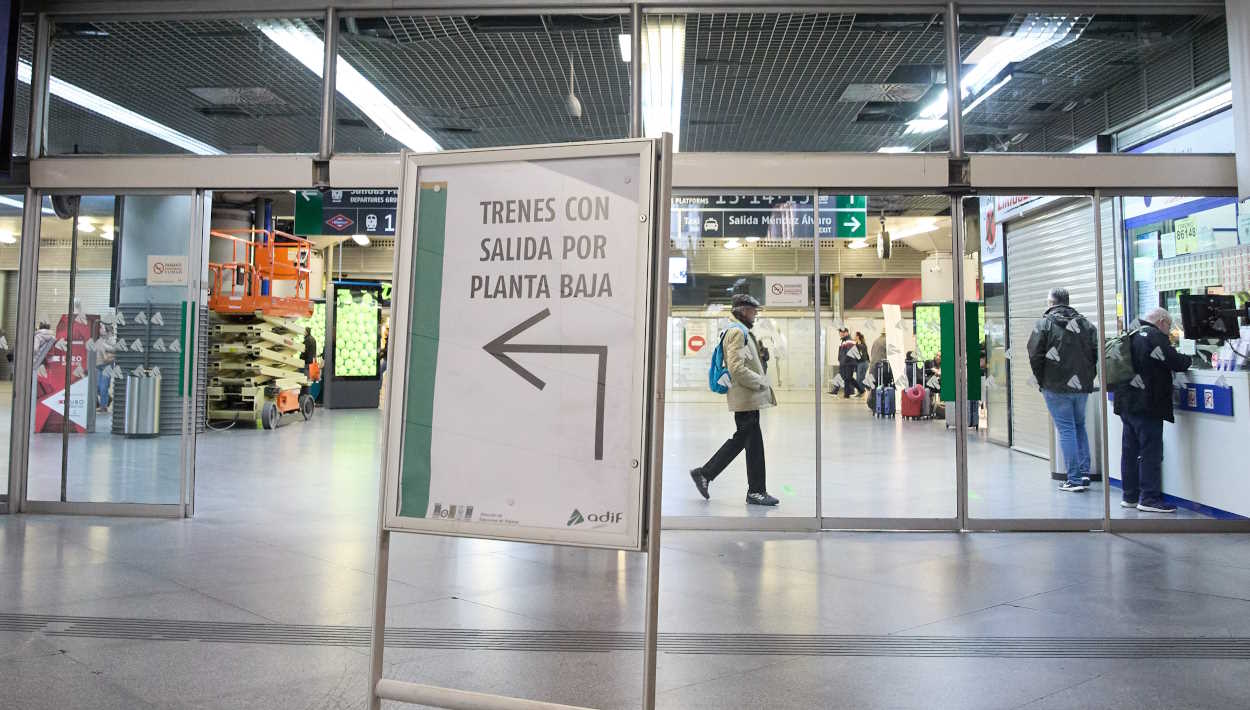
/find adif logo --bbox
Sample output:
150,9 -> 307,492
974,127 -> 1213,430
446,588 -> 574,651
1066,320 -> 1082,334
1067,375 -> 1083,390
1131,374 -> 1147,390
1046,347 -> 1062,362
1151,346 -> 1166,361
568,509 -> 622,527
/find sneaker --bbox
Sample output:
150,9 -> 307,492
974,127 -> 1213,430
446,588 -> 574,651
746,492 -> 779,506
1059,482 -> 1089,492
1137,501 -> 1177,513
1120,499 -> 1139,508
689,469 -> 710,500
1081,476 -> 1092,486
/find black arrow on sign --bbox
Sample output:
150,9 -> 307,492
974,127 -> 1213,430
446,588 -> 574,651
483,308 -> 608,461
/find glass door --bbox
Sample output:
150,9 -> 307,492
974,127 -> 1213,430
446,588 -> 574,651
22,191 -> 197,515
661,191 -> 818,525
817,192 -> 959,527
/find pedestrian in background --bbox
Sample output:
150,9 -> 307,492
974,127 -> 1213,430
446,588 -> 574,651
1026,287 -> 1099,493
1113,307 -> 1191,513
690,294 -> 779,506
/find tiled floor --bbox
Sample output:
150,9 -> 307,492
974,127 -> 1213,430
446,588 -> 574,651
3,406 -> 1250,709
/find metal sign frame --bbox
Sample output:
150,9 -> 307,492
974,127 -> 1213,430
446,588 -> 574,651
368,134 -> 672,710
380,137 -> 661,551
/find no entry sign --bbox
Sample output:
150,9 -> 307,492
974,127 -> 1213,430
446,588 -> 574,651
383,140 -> 666,550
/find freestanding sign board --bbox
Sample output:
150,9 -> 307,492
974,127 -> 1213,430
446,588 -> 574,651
370,137 -> 671,710
381,140 -> 662,551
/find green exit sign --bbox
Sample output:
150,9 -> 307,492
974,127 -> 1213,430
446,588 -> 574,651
835,195 -> 866,211
831,194 -> 867,238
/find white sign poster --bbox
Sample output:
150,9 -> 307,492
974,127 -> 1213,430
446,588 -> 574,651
684,319 -> 710,357
978,197 -> 1004,263
882,304 -> 907,389
146,255 -> 188,286
764,275 -> 808,307
384,141 -> 661,550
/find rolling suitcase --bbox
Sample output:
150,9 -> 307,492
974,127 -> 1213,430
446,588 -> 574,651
875,386 -> 895,418
901,385 -> 926,419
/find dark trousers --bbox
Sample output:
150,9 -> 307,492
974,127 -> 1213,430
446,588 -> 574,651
701,410 -> 766,494
1120,413 -> 1164,505
839,362 -> 862,397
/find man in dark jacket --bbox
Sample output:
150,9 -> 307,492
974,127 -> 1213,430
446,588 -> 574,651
1026,288 -> 1099,492
837,329 -> 862,398
1113,307 -> 1192,513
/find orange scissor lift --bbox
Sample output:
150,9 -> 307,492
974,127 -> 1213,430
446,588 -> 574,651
207,228 -> 316,430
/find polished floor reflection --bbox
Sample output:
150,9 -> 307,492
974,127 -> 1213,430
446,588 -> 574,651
2,407 -> 1248,709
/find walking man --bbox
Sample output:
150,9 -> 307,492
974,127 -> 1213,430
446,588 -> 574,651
690,294 -> 779,506
1113,307 -> 1192,513
1026,287 -> 1099,492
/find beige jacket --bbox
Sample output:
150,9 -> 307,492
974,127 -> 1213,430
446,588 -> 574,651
723,316 -> 777,413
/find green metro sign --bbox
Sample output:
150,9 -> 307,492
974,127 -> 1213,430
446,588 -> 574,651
830,194 -> 867,238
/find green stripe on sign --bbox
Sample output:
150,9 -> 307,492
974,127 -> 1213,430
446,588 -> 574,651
400,182 -> 448,519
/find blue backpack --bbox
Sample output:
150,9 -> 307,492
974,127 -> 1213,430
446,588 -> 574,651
708,323 -> 749,394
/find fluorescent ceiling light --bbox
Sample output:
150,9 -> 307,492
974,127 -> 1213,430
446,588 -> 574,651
961,74 -> 1012,115
257,19 -> 440,153
640,18 -> 685,152
351,233 -> 370,246
723,238 -> 741,250
18,60 -> 224,155
744,236 -> 761,243
0,195 -> 55,216
100,229 -> 114,241
877,146 -> 914,153
905,74 -> 1012,134
847,239 -> 871,249
889,219 -> 940,241
618,34 -> 631,63
76,219 -> 95,233
0,230 -> 15,244
906,15 -> 1079,135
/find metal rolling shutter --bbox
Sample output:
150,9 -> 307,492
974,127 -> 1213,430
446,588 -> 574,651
1005,199 -> 1116,458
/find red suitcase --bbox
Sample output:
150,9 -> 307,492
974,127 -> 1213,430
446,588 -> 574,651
901,385 -> 927,419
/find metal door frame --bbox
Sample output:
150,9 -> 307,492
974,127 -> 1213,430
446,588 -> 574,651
9,187 -> 202,517
13,150 -> 1246,532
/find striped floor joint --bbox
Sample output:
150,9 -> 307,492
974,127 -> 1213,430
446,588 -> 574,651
3,613 -> 1248,658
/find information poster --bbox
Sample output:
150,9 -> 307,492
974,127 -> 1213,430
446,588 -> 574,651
35,314 -> 98,433
385,142 -> 660,550
1174,218 -> 1198,255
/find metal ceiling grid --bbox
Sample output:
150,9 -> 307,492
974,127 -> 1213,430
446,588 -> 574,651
43,18 -> 328,155
678,13 -> 948,152
336,14 -> 631,152
970,14 -> 1226,152
1006,15 -> 1228,152
11,23 -> 33,157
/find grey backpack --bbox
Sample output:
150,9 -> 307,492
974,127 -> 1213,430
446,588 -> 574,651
1103,327 -> 1143,388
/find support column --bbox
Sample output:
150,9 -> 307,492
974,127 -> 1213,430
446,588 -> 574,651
28,13 -> 51,158
318,7 -> 338,160
1227,0 -> 1250,200
630,4 -> 643,138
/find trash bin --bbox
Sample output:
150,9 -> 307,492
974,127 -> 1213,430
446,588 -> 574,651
124,368 -> 161,437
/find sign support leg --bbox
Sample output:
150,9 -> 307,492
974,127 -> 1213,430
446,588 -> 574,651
368,528 -> 390,710
641,132 -> 673,710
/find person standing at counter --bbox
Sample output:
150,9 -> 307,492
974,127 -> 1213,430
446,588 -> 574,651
1113,307 -> 1193,514
1027,287 -> 1099,493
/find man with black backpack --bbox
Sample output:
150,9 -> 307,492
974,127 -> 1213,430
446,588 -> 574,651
1026,287 -> 1099,493
1112,307 -> 1192,513
690,293 -> 779,506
